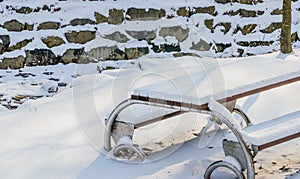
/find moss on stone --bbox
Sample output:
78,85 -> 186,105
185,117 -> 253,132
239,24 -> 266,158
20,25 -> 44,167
260,22 -> 282,33
159,26 -> 189,42
3,20 -> 25,32
104,31 -> 130,43
42,36 -> 65,48
0,55 -> 25,69
37,21 -> 60,30
125,47 -> 149,59
204,19 -> 214,32
7,39 -> 33,52
94,12 -> 108,24
241,24 -> 257,35
65,31 -> 96,44
126,8 -> 165,21
108,9 -> 124,25
194,6 -> 217,16
177,7 -> 192,17
271,8 -> 283,15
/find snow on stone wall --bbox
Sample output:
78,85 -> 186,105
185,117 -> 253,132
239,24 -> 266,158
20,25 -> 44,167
0,0 -> 300,69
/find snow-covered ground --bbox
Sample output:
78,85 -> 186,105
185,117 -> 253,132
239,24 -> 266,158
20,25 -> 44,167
1,1 -> 300,178
1,48 -> 300,178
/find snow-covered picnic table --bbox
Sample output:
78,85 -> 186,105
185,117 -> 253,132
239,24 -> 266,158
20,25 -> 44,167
104,55 -> 300,179
133,56 -> 300,107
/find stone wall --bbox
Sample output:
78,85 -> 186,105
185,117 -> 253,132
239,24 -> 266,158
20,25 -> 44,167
0,0 -> 300,69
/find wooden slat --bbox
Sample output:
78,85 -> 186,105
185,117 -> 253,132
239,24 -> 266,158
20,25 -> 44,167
258,132 -> 300,151
131,76 -> 300,151
218,76 -> 300,104
134,110 -> 186,129
132,76 -> 300,110
131,94 -> 208,110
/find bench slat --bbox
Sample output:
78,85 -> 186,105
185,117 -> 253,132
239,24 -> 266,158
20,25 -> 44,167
131,94 -> 209,110
258,131 -> 300,150
134,110 -> 185,129
219,76 -> 300,104
133,76 -> 300,111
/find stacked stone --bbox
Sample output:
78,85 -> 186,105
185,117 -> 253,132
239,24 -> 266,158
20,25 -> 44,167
0,0 -> 299,69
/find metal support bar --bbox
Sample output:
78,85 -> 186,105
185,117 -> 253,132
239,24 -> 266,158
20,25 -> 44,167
105,97 -> 255,179
104,98 -> 183,151
223,140 -> 248,170
233,106 -> 252,126
204,160 -> 245,179
104,99 -> 149,151
104,97 -> 214,152
207,105 -> 255,179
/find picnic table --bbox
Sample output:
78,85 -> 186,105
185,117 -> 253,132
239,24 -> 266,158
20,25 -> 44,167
104,55 -> 300,178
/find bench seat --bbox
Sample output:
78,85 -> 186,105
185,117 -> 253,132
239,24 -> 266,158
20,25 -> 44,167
241,111 -> 300,149
206,99 -> 300,178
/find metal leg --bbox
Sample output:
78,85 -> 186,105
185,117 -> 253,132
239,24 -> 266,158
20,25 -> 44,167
223,140 -> 248,171
233,105 -> 252,126
105,97 -> 254,176
207,100 -> 255,179
104,99 -> 142,151
198,119 -> 219,149
204,160 -> 245,179
104,98 -> 179,151
113,143 -> 146,161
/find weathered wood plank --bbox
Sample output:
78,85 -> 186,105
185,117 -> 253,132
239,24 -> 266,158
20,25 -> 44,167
134,110 -> 186,129
258,131 -> 300,151
132,76 -> 300,111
